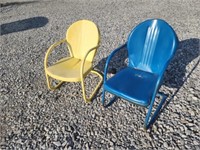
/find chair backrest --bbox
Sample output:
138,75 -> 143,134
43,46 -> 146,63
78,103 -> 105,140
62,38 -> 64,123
66,20 -> 100,62
127,19 -> 178,74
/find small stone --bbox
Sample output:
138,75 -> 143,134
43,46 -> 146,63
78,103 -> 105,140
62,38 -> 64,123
53,141 -> 61,147
87,132 -> 90,137
67,146 -> 72,150
180,133 -> 187,138
38,91 -> 42,95
180,126 -> 184,132
185,145 -> 190,149
63,146 -> 68,150
40,144 -> 45,149
185,130 -> 191,135
112,137 -> 117,143
192,96 -> 197,100
109,141 -> 114,146
163,142 -> 168,148
45,134 -> 50,140
187,123 -> 194,127
153,126 -> 158,132
62,141 -> 67,147
109,146 -> 115,150
189,111 -> 195,116
193,140 -> 199,145
169,126 -> 174,132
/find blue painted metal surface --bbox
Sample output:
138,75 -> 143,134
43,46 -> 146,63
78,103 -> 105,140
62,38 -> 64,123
104,67 -> 158,107
102,19 -> 179,129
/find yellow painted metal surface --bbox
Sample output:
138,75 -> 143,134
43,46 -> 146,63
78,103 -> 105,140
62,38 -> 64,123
44,20 -> 102,102
46,57 -> 92,82
66,20 -> 100,62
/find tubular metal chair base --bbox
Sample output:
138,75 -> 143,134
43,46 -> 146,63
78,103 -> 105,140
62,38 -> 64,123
102,90 -> 118,107
45,70 -> 103,103
81,70 -> 103,103
144,92 -> 167,129
102,90 -> 167,129
45,73 -> 64,90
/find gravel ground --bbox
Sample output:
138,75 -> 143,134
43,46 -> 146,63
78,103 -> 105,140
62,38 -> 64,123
1,0 -> 200,149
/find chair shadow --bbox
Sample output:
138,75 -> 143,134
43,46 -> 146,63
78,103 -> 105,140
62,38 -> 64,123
163,38 -> 200,88
95,38 -> 199,123
150,38 -> 200,129
1,16 -> 48,35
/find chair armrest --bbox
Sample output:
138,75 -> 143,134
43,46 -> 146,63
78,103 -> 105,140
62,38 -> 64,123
80,45 -> 99,78
44,39 -> 73,69
104,43 -> 127,83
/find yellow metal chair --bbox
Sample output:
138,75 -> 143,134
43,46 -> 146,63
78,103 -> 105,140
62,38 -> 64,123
44,20 -> 103,102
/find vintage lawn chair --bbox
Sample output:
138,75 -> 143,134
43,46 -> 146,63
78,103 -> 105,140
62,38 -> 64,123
102,19 -> 179,129
44,20 -> 103,102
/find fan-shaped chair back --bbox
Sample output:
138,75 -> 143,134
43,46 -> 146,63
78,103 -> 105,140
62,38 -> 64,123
66,20 -> 100,62
127,19 -> 178,74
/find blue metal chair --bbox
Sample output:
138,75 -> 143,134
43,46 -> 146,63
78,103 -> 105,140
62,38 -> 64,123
102,19 -> 179,129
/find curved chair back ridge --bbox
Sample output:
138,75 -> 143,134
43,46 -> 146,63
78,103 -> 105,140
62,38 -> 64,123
127,19 -> 179,74
66,20 -> 100,62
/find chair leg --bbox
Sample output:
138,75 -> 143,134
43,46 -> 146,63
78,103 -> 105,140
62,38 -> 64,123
45,73 -> 64,90
102,89 -> 106,106
81,70 -> 103,103
144,92 -> 167,129
102,90 -> 117,107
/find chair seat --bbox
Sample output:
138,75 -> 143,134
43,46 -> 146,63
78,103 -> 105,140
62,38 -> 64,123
46,57 -> 92,82
104,67 -> 159,107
